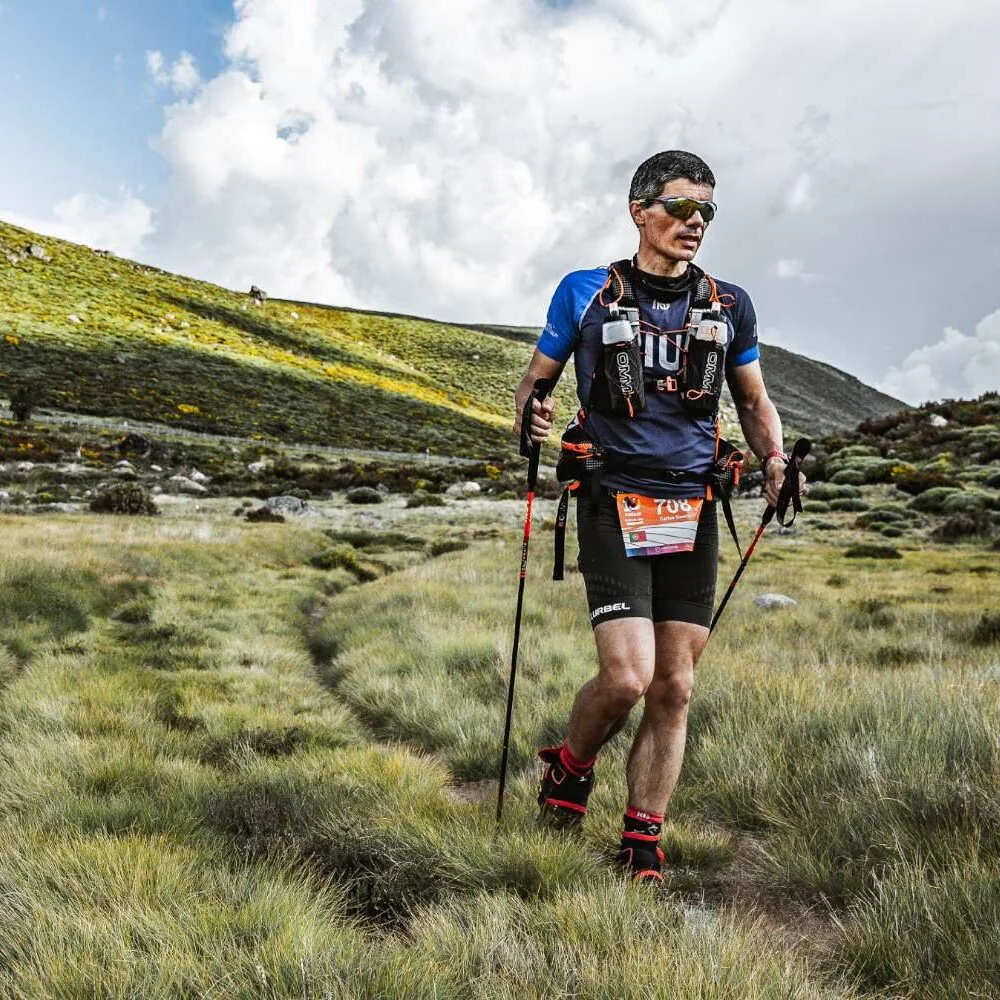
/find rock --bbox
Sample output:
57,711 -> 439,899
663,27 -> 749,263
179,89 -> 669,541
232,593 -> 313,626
249,285 -> 268,305
376,482 -> 391,495
247,460 -> 267,475
927,413 -> 948,428
112,466 -> 138,481
27,243 -> 51,261
290,311 -> 299,320
346,486 -> 384,505
15,461 -> 34,472
5,252 -> 20,265
150,464 -> 163,472
168,475 -> 208,495
754,593 -> 798,610
445,481 -> 481,498
114,460 -> 135,470
67,314 -> 82,324
189,469 -> 211,484
0,490 -> 11,505
264,495 -> 320,516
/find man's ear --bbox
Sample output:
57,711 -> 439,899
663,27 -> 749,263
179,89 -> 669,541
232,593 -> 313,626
629,200 -> 645,228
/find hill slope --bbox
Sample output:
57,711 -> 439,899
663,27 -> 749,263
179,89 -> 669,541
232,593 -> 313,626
1,220 -> 903,455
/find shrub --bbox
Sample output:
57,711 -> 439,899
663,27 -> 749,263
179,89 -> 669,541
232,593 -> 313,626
942,491 -> 990,514
856,508 -> 908,528
8,381 -> 41,422
346,486 -> 384,505
309,546 -> 380,582
828,498 -> 869,512
406,491 -> 446,509
830,469 -> 866,486
808,483 -> 862,501
844,544 -> 902,559
932,511 -> 994,541
970,613 -> 1000,645
429,540 -> 469,557
910,487 -> 965,514
245,506 -> 284,523
89,483 -> 159,516
893,469 -> 962,495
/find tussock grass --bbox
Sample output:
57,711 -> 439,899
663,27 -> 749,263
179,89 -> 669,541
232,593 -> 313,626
0,499 -> 996,996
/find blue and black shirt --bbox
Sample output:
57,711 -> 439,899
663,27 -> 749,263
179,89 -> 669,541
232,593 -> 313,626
537,261 -> 760,497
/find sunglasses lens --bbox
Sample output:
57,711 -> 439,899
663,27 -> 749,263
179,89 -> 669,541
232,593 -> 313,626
663,198 -> 715,223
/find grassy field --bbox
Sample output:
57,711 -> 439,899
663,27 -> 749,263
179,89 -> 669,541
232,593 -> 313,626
1,489 -> 998,998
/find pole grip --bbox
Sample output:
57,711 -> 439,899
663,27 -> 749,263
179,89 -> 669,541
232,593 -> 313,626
520,378 -> 554,490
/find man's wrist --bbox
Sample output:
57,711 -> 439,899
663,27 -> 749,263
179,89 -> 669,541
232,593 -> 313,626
761,448 -> 788,471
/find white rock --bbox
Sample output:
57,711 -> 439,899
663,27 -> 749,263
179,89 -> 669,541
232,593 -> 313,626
150,464 -> 163,472
67,314 -> 82,324
0,490 -> 11,504
264,495 -> 321,517
168,475 -> 208,495
189,469 -> 211,484
927,414 -> 948,428
290,311 -> 299,319
754,593 -> 798,610
445,481 -> 481,498
112,467 -> 138,480
114,460 -> 135,470
247,460 -> 267,475
15,461 -> 34,471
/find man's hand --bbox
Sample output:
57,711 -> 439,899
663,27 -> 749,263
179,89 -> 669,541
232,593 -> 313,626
513,350 -> 564,446
763,454 -> 807,509
526,396 -> 555,445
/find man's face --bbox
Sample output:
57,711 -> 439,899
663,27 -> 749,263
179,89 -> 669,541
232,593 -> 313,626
629,178 -> 715,266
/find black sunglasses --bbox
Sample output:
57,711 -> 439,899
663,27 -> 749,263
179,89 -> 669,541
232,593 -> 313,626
649,197 -> 717,224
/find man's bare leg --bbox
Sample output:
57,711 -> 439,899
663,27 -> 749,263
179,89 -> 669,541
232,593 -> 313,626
565,617 -> 656,760
625,620 -> 710,815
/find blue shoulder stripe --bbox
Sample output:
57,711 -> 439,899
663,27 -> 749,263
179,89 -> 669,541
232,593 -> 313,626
536,267 -> 607,363
728,345 -> 760,368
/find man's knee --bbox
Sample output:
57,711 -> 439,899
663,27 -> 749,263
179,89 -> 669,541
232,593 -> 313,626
596,652 -> 652,708
647,668 -> 694,714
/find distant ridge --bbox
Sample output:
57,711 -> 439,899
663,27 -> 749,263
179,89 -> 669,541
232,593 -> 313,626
0,219 -> 905,455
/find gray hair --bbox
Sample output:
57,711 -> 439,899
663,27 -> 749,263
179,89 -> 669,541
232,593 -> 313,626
629,151 -> 716,204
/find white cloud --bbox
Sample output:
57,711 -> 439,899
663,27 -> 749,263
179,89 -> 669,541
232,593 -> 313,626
146,49 -> 201,95
3,191 -> 153,259
786,173 -> 814,212
772,258 -> 823,282
878,309 -> 1000,404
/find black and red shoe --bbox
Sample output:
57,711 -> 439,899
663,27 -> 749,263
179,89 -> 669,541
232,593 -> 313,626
537,744 -> 595,831
617,838 -> 665,885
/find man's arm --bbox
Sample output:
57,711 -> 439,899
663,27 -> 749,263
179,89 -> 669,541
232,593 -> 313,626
514,350 -> 564,444
727,360 -> 792,507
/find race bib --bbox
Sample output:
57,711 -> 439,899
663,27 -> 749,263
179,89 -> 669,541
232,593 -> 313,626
615,493 -> 704,557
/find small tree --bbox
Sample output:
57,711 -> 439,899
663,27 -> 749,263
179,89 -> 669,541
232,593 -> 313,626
8,381 -> 39,423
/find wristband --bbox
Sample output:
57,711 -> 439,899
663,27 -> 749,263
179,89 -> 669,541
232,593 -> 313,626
762,449 -> 788,470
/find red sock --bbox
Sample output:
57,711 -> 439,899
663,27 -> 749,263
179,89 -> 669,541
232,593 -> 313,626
559,741 -> 596,777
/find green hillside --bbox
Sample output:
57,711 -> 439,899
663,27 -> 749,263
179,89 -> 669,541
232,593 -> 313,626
0,221 -> 525,460
1,219 -> 903,457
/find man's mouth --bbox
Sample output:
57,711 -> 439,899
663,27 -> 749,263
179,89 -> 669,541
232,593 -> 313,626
678,233 -> 701,249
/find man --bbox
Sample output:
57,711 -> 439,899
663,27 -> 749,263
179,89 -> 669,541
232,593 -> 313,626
513,150 -> 798,884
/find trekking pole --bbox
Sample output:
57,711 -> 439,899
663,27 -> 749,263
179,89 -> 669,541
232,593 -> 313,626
710,437 -> 810,633
496,377 -> 554,825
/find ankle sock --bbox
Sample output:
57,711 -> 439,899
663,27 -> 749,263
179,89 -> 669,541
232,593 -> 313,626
558,742 -> 596,777
620,806 -> 664,860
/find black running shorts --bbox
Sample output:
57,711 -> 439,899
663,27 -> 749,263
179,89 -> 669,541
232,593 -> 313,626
576,489 -> 719,629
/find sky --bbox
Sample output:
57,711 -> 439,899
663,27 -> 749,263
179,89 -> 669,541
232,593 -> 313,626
2,0 -> 999,406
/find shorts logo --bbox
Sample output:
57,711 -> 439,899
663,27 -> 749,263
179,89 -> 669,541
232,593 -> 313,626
590,601 -> 631,620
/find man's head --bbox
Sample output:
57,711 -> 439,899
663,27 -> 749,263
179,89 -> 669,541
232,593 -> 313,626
628,150 -> 716,274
